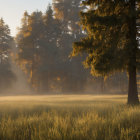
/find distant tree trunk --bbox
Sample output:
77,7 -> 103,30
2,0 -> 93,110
128,66 -> 139,104
101,77 -> 104,94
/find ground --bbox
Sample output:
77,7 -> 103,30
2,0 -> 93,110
0,95 -> 139,140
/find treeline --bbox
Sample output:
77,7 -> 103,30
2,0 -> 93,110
14,0 -> 129,94
15,0 -> 88,93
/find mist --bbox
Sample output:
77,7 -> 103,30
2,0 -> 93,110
0,0 -> 139,96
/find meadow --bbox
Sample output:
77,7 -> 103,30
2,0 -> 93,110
0,95 -> 139,140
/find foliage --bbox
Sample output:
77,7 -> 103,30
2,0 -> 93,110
16,1 -> 131,95
16,2 -> 88,93
72,0 -> 140,104
0,18 -> 16,91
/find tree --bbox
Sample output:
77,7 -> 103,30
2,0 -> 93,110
16,11 -> 44,90
38,5 -> 62,92
0,18 -> 11,64
0,18 -> 16,91
53,0 -> 88,92
72,0 -> 140,104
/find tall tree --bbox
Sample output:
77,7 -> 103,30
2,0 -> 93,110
16,11 -> 44,90
38,5 -> 62,92
0,18 -> 16,91
72,0 -> 140,104
53,0 -> 88,92
0,18 -> 11,64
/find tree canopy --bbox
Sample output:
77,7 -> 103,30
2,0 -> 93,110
14,1 -> 130,96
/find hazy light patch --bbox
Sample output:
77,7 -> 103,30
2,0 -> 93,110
0,95 -> 128,103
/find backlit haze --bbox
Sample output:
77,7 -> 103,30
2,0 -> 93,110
0,0 -> 51,36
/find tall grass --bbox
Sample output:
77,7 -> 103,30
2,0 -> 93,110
0,95 -> 139,140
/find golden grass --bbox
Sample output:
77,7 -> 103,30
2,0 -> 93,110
0,95 -> 139,140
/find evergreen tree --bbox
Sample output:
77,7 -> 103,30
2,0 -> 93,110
0,18 -> 11,64
53,0 -> 88,92
72,0 -> 140,104
38,5 -> 62,92
0,18 -> 16,91
16,11 -> 44,90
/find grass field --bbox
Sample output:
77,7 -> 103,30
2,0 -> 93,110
0,95 -> 139,140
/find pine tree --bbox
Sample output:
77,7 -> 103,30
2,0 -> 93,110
72,0 -> 140,104
0,18 -> 11,64
0,18 -> 16,91
16,11 -> 44,90
38,5 -> 62,91
52,0 -> 89,92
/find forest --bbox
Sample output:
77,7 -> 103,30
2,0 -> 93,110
1,0 -> 139,98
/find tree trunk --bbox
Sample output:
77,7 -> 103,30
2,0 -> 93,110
127,0 -> 139,105
128,66 -> 139,104
101,76 -> 105,94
